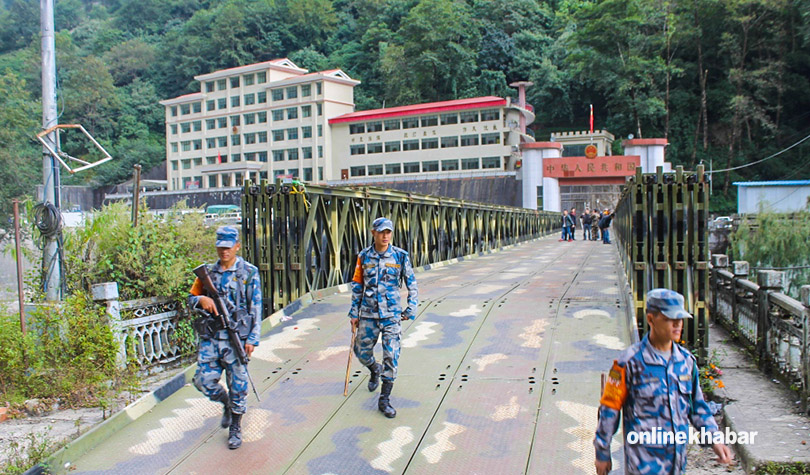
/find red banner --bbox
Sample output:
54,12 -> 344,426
543,155 -> 640,179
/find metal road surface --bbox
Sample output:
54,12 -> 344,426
60,236 -> 631,474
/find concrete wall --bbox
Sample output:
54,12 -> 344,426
104,187 -> 243,210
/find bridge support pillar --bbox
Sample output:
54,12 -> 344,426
520,142 -> 562,211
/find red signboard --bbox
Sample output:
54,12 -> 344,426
543,155 -> 640,179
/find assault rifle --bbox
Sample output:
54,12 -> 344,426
193,264 -> 261,402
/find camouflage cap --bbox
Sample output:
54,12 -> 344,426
215,225 -> 239,248
372,217 -> 394,232
646,288 -> 692,319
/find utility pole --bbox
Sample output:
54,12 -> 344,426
41,0 -> 61,301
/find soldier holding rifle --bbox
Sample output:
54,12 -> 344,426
189,226 -> 262,450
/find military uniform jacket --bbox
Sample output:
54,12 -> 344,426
348,245 -> 418,320
594,335 -> 719,475
189,256 -> 263,346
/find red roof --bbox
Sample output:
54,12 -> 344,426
329,96 -> 507,124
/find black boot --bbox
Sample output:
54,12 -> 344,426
228,413 -> 243,449
367,362 -> 382,392
215,392 -> 231,429
378,381 -> 396,418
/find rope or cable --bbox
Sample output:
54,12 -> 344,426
709,132 -> 810,174
34,202 -> 62,238
753,265 -> 810,271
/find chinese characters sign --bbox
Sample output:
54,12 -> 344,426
543,155 -> 640,178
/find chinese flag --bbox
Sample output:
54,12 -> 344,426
589,104 -> 594,133
217,152 -> 222,164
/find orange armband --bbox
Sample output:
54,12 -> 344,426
599,360 -> 627,410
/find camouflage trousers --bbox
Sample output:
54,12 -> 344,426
353,317 -> 401,382
193,338 -> 249,414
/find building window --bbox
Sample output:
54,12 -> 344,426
218,136 -> 227,147
318,145 -> 323,158
285,86 -> 296,99
216,117 -> 227,128
206,100 -> 215,111
231,96 -> 240,107
218,98 -> 227,109
317,103 -> 322,115
385,141 -> 401,152
258,151 -> 267,162
181,141 -> 191,151
421,138 -> 438,149
231,153 -> 241,162
460,111 -> 479,123
230,77 -> 240,88
192,102 -> 201,113
272,89 -> 284,101
244,93 -> 255,105
205,81 -> 215,92
317,125 -> 323,137
272,130 -> 284,141
287,128 -> 298,140
385,163 -> 401,174
299,105 -> 310,118
182,159 -> 191,169
442,159 -> 459,171
460,134 -> 479,146
422,160 -> 439,172
273,150 -> 284,161
171,159 -> 178,170
303,167 -> 312,181
257,91 -> 266,103
482,156 -> 501,169
231,115 -> 241,126
244,113 -> 255,125
217,79 -> 226,90
461,158 -> 479,170
208,175 -> 218,188
287,168 -> 299,178
403,139 -> 419,151
206,156 -> 216,164
350,166 -> 366,177
171,106 -> 177,116
235,172 -> 244,185
367,142 -> 383,154
481,132 -> 500,145
287,107 -> 298,120
272,110 -> 284,121
257,71 -> 266,83
316,82 -> 322,95
193,120 -> 201,131
258,131 -> 267,143
421,115 -> 438,127
231,134 -> 240,146
221,173 -> 231,186
302,126 -> 312,138
181,122 -> 191,133
350,144 -> 365,155
171,142 -> 178,153
384,119 -> 400,131
244,152 -> 256,161
206,138 -> 216,148
302,146 -> 312,159
481,109 -> 499,121
367,121 -> 382,132
193,157 -> 202,166
403,162 -> 420,173
287,148 -> 299,160
402,118 -> 419,129
205,119 -> 215,130
170,124 -> 178,135
350,124 -> 365,134
243,74 -> 254,86
244,132 -> 256,144
257,111 -> 267,123
440,113 -> 458,125
301,84 -> 311,97
441,136 -> 458,148
368,164 -> 383,176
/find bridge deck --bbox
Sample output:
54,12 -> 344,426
62,236 -> 631,474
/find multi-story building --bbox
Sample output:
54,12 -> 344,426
160,58 -> 358,190
328,96 -> 535,181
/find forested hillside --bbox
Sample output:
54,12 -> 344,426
1,0 -> 808,216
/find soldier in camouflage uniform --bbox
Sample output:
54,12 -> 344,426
594,289 -> 733,474
348,217 -> 418,418
189,226 -> 262,450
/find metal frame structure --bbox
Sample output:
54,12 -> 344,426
615,165 -> 710,361
241,181 -> 559,316
35,124 -> 114,174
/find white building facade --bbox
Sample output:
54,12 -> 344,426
160,59 -> 359,190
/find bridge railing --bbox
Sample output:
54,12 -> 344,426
709,256 -> 810,410
614,165 -> 710,361
241,180 -> 560,316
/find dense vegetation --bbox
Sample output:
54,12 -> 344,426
1,0 -> 809,217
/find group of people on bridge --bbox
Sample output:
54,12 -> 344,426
561,207 -> 615,244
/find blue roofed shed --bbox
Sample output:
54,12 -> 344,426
734,180 -> 810,214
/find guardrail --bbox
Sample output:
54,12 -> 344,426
709,255 -> 810,411
614,165 -> 710,361
241,181 -> 560,315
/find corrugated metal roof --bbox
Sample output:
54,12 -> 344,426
733,180 -> 810,187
